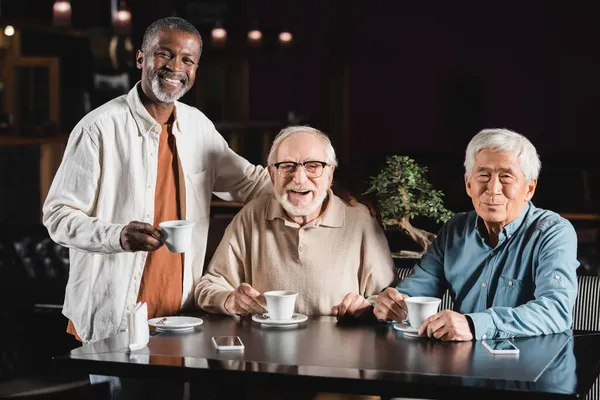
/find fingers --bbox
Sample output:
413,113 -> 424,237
374,288 -> 407,321
336,293 -> 356,317
121,221 -> 164,252
419,311 -> 473,341
345,295 -> 370,317
232,284 -> 267,315
133,221 -> 162,240
421,313 -> 444,337
335,293 -> 368,318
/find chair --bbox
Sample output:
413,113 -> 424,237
396,267 -> 600,400
203,213 -> 236,274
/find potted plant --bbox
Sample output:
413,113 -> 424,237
364,155 -> 454,259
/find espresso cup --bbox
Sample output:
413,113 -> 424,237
404,296 -> 442,329
264,290 -> 298,320
158,220 -> 195,253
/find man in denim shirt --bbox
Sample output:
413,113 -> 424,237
374,128 -> 579,341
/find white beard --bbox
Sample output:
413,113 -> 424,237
150,74 -> 188,103
275,188 -> 328,217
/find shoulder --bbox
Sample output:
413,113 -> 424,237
338,197 -> 383,235
70,95 -> 130,141
442,210 -> 476,234
77,95 -> 129,130
526,204 -> 576,236
231,194 -> 272,224
341,197 -> 372,220
175,101 -> 215,129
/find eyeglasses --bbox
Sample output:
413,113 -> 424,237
272,161 -> 329,178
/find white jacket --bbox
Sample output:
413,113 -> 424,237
43,83 -> 272,342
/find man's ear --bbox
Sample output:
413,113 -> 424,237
268,165 -> 275,184
328,166 -> 336,188
464,174 -> 472,198
525,179 -> 537,201
136,50 -> 144,69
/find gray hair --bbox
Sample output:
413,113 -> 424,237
141,17 -> 202,55
464,128 -> 541,183
267,125 -> 338,167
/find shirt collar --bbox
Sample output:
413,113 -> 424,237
474,201 -> 532,240
265,190 -> 344,228
126,81 -> 184,135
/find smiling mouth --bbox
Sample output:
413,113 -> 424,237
289,189 -> 311,196
159,74 -> 185,85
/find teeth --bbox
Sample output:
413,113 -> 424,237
163,77 -> 181,84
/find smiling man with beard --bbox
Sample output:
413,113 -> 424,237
196,125 -> 396,320
43,17 -> 274,349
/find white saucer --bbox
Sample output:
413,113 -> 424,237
393,321 -> 419,333
252,313 -> 308,326
403,331 -> 427,338
148,316 -> 203,332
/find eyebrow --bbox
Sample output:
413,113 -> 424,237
279,158 -> 326,162
475,166 -> 516,174
156,45 -> 199,60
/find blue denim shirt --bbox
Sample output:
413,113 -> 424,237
396,202 -> 579,340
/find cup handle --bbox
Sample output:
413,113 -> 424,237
401,308 -> 409,324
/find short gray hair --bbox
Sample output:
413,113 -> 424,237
464,128 -> 541,182
267,125 -> 338,167
142,17 -> 202,55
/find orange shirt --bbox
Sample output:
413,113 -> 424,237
67,121 -> 183,341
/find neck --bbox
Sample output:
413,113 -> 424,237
287,197 -> 329,226
482,220 -> 506,247
138,85 -> 175,125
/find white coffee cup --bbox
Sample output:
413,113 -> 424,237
264,290 -> 298,320
404,296 -> 442,329
158,220 -> 195,253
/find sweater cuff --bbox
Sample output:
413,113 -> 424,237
213,290 -> 235,315
465,312 -> 496,340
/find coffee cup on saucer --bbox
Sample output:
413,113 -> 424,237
263,290 -> 298,320
404,296 -> 442,329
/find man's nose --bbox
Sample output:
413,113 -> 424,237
166,57 -> 183,71
292,165 -> 309,184
487,177 -> 502,194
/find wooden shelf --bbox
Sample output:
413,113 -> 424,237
210,200 -> 244,209
0,133 -> 69,221
0,133 -> 69,147
560,213 -> 600,221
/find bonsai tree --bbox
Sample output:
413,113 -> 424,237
364,155 -> 454,257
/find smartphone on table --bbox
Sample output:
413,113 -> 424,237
212,336 -> 245,351
482,339 -> 520,355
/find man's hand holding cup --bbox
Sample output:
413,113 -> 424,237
224,283 -> 267,316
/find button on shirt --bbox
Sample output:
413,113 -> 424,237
396,202 -> 579,340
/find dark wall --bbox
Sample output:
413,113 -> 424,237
2,1 -> 598,224
348,1 -> 599,155
342,1 -> 600,213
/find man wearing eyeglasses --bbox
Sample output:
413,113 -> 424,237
195,125 -> 396,319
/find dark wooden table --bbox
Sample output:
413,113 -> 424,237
53,314 -> 600,399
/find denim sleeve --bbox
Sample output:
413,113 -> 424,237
467,219 -> 579,340
395,223 -> 448,298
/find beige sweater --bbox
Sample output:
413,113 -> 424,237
195,192 -> 396,316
